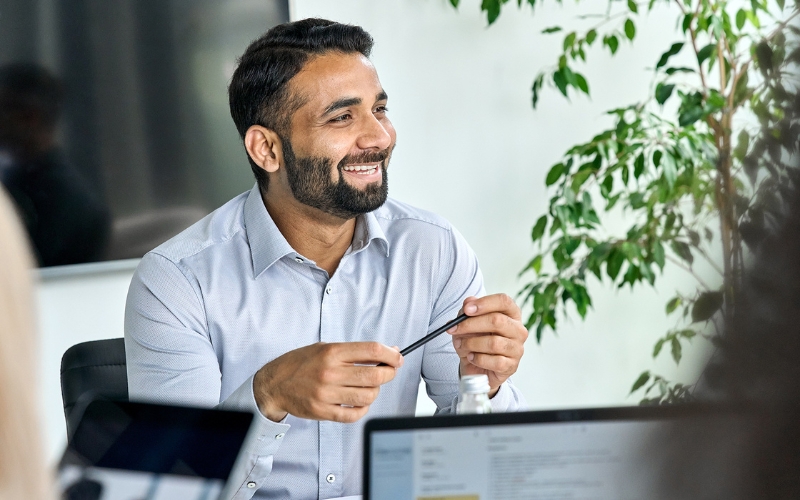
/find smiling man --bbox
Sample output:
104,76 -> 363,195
125,19 -> 527,499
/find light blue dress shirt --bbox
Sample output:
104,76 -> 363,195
125,185 -> 526,499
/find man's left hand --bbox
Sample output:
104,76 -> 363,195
448,294 -> 528,397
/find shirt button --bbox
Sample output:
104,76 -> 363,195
294,257 -> 303,263
275,432 -> 285,439
247,481 -> 257,489
325,286 -> 332,294
326,473 -> 336,483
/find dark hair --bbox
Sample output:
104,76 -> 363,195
0,62 -> 63,129
228,18 -> 374,192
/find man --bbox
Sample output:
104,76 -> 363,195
125,18 -> 527,499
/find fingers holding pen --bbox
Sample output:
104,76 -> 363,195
447,293 -> 528,387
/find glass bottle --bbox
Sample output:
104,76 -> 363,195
456,374 -> 492,414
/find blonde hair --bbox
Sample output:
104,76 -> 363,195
0,187 -> 53,499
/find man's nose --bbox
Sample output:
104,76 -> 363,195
356,114 -> 392,151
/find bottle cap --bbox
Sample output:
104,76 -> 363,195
459,374 -> 490,394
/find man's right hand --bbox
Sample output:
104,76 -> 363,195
253,342 -> 403,423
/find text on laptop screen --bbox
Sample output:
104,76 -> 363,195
369,419 -> 663,500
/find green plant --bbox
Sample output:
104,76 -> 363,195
450,0 -> 799,403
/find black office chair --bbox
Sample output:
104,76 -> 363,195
60,338 -> 128,439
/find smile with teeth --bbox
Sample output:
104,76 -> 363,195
343,164 -> 379,175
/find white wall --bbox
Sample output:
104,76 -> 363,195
37,0 -> 715,461
37,264 -> 136,461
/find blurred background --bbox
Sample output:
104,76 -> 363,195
0,0 -> 713,460
0,0 -> 289,265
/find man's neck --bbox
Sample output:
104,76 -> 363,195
262,188 -> 355,276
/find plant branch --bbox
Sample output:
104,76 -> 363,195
690,243 -> 725,275
665,254 -> 713,289
674,0 -> 710,96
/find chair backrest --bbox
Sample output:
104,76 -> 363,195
60,338 -> 128,439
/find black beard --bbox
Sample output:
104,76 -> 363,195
281,138 -> 390,220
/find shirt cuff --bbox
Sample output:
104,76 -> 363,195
219,374 -> 291,499
489,379 -> 527,412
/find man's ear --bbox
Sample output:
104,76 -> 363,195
244,125 -> 282,174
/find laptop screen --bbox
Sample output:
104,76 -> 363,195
59,400 -> 254,500
364,406 -> 741,500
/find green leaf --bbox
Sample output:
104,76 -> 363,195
630,371 -> 651,393
652,150 -> 662,167
755,41 -> 773,74
706,90 -> 725,110
656,42 -> 684,69
682,13 -> 692,32
571,169 -> 593,193
671,337 -> 682,363
655,83 -> 675,104
531,215 -> 548,242
666,296 -> 681,314
531,254 -> 543,273
553,69 -> 568,97
546,163 -> 566,186
542,26 -> 562,34
449,0 -> 460,7
746,10 -> 761,29
585,29 -> 597,45
628,0 -> 639,12
624,19 -> 636,40
653,338 -> 665,357
679,106 -> 705,126
564,32 -> 577,51
691,291 -> 724,322
574,73 -> 590,95
601,174 -> 614,196
653,241 -> 666,269
697,44 -> 716,65
481,0 -> 503,24
665,67 -> 694,75
688,230 -> 701,246
671,241 -> 694,264
733,130 -> 750,161
633,153 -> 645,178
736,9 -> 746,29
604,35 -> 619,54
531,73 -> 545,109
662,153 -> 677,188
607,248 -> 625,280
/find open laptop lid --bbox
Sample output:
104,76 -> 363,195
58,399 -> 255,500
364,404 -> 745,500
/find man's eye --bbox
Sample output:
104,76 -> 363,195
375,106 -> 388,114
330,113 -> 351,123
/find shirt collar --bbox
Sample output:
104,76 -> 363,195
244,185 -> 295,278
351,209 -> 390,258
244,184 -> 390,278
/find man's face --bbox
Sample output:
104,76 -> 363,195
278,51 -> 396,219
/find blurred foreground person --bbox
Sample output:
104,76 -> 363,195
654,182 -> 800,499
0,187 -> 54,499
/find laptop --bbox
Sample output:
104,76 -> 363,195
58,400 -> 256,500
363,404 -> 745,500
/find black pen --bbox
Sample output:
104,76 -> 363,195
400,313 -> 469,356
376,314 -> 469,366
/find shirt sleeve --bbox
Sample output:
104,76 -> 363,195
125,252 -> 289,499
419,226 -> 527,414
